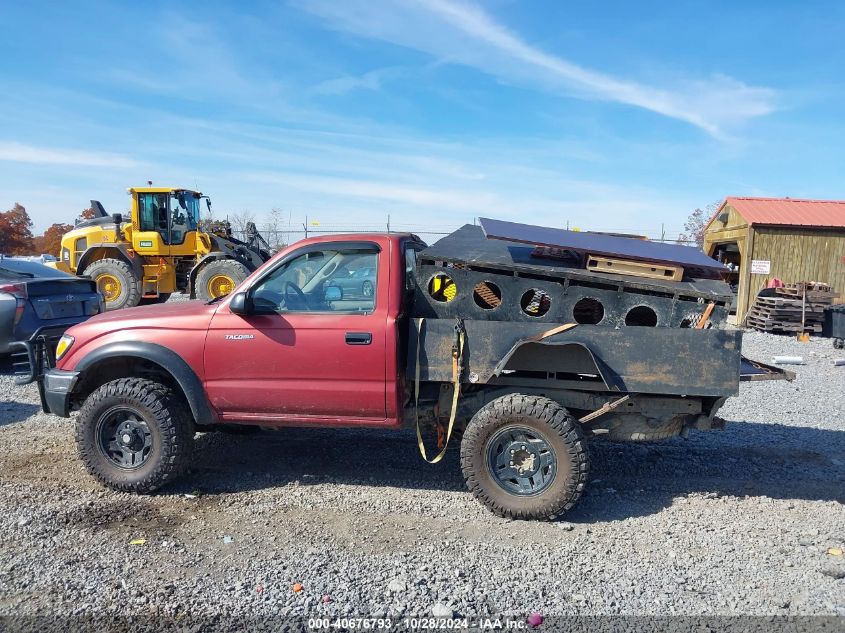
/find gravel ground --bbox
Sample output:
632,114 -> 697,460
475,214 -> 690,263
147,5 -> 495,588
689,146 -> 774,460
0,322 -> 843,622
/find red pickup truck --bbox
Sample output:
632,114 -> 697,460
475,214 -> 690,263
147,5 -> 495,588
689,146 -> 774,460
29,226 -> 787,520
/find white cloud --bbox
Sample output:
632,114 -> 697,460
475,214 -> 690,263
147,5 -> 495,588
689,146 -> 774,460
311,67 -> 404,96
297,0 -> 776,136
244,170 -> 499,211
0,141 -> 140,168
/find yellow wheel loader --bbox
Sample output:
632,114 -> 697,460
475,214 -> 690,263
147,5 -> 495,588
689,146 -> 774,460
49,186 -> 272,310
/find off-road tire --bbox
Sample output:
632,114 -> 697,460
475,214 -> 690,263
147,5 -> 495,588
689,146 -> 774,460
195,259 -> 250,302
84,258 -> 142,311
139,293 -> 172,305
460,394 -> 589,520
75,378 -> 194,494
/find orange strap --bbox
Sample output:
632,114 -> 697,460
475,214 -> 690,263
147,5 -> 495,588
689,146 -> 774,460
414,318 -> 465,464
528,323 -> 578,342
696,303 -> 715,329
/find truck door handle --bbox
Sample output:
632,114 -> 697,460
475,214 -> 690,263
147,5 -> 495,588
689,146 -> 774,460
345,332 -> 372,345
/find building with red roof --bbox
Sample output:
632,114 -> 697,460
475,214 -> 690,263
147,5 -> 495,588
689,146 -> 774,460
704,196 -> 845,320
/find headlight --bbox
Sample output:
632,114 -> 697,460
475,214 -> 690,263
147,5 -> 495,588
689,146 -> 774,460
55,334 -> 75,361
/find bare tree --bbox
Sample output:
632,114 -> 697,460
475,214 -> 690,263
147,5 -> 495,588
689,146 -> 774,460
229,210 -> 256,235
264,208 -> 286,249
677,201 -> 720,247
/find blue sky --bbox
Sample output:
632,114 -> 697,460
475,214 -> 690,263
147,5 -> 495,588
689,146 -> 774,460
1,1 -> 843,238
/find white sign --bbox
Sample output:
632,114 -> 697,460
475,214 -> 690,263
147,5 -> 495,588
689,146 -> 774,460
751,259 -> 771,274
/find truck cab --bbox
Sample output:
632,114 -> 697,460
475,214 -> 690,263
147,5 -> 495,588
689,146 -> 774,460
202,233 -> 423,426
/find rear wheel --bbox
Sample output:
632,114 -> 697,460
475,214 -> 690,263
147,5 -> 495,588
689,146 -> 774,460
75,378 -> 194,493
460,394 -> 589,520
196,259 -> 250,301
85,258 -> 142,311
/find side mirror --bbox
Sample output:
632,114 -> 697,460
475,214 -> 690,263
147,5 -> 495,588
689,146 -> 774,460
324,285 -> 342,302
205,198 -> 212,212
229,292 -> 252,315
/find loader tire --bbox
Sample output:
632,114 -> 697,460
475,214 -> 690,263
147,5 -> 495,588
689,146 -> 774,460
85,258 -> 142,311
75,378 -> 194,494
196,259 -> 250,301
460,394 -> 589,520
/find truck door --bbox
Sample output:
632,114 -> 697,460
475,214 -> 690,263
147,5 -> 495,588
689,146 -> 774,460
203,241 -> 389,423
132,192 -> 170,256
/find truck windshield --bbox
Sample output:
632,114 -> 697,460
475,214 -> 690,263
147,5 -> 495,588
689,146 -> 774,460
169,192 -> 199,245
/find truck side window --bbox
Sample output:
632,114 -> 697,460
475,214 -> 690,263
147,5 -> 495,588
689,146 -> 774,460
137,194 -> 156,232
252,246 -> 379,314
404,247 -> 418,291
137,193 -> 169,242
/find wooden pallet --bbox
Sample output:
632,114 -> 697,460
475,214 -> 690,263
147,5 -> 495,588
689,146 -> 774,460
586,254 -> 683,282
773,282 -> 839,301
745,281 -> 837,334
747,321 -> 822,334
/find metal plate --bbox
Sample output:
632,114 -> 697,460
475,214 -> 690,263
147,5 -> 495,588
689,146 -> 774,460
479,217 -> 728,276
739,356 -> 795,382
421,225 -> 731,299
409,318 -> 743,397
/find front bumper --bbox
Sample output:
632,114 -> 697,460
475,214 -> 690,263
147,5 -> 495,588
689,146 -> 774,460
9,328 -> 79,417
41,369 -> 80,417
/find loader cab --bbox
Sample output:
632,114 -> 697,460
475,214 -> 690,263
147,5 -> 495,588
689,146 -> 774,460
130,188 -> 203,257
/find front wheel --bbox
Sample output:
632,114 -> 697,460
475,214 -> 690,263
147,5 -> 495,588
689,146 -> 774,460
460,394 -> 590,520
75,378 -> 194,493
196,259 -> 250,302
85,258 -> 142,311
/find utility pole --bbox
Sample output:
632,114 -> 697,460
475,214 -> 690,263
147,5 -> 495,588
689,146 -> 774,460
387,214 -> 391,234
304,215 -> 308,239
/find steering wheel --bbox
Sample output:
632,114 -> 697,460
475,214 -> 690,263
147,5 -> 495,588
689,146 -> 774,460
284,281 -> 308,310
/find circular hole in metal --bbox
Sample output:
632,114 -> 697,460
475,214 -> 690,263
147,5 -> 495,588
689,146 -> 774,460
520,288 -> 551,317
473,281 -> 502,310
428,273 -> 457,302
573,297 -> 604,324
625,305 -> 658,327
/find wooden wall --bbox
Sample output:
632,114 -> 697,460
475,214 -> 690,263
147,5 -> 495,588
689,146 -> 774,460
747,227 -> 845,311
703,203 -> 750,317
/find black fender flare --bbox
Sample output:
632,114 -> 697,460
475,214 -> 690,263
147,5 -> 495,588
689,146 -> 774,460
74,341 -> 216,425
78,244 -> 143,280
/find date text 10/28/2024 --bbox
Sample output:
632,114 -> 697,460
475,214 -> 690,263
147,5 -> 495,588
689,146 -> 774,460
308,617 -> 540,630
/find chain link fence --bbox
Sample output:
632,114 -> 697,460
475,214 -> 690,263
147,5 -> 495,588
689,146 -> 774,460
227,220 -> 700,253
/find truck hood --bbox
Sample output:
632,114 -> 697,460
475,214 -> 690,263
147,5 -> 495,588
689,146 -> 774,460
67,299 -> 218,337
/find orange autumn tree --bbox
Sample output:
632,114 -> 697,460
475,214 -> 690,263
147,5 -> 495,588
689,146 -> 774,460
0,203 -> 34,255
32,223 -> 73,256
